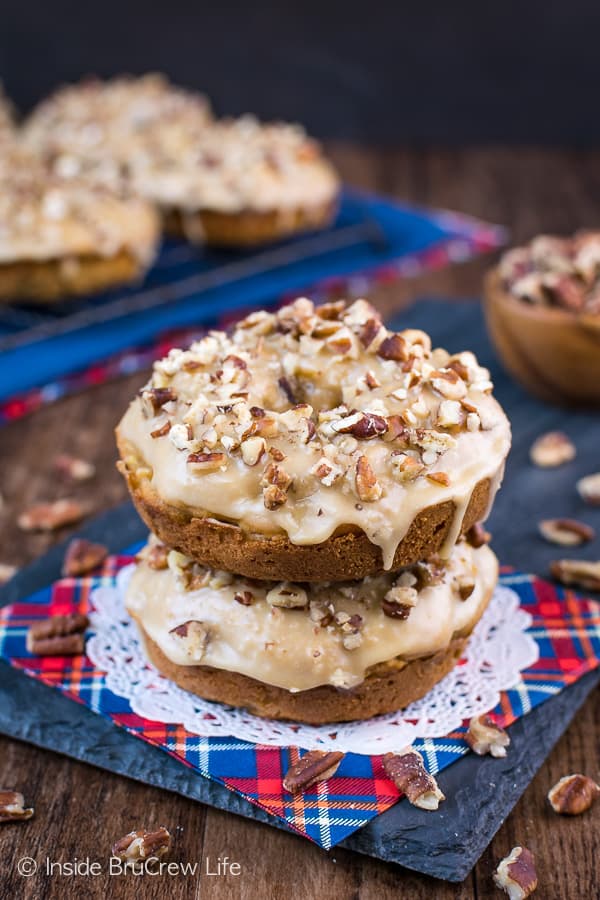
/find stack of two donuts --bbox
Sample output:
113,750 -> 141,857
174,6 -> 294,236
116,297 -> 511,723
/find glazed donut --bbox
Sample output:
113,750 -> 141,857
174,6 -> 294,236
117,297 -> 511,581
127,538 -> 498,723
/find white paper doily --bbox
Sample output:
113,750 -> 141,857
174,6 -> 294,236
85,566 -> 539,754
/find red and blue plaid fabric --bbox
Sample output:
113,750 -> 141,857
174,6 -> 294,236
1,559 -> 598,849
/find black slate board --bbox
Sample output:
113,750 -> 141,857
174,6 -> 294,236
1,299 -> 599,882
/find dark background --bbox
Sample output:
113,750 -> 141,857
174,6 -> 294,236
1,0 -> 599,144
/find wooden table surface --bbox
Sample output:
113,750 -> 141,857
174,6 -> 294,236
1,146 -> 598,900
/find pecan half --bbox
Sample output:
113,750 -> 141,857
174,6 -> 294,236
466,714 -> 510,758
53,454 -> 95,482
62,538 -> 108,576
550,559 -> 600,591
111,826 -> 172,862
529,431 -> 575,468
26,612 -> 89,656
382,748 -> 445,810
547,774 -> 600,815
493,846 -> 538,899
283,750 -> 344,792
576,472 -> 600,505
0,791 -> 34,822
465,523 -> 491,548
538,518 -> 595,546
355,455 -> 382,502
18,499 -> 89,532
169,620 -> 208,661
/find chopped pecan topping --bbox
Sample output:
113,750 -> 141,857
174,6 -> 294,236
262,462 -> 293,491
547,774 -> 600,815
550,558 -> 600,591
283,750 -> 344,792
493,847 -> 538,899
234,590 -> 254,606
62,538 -> 108,576
111,826 -> 172,862
150,420 -> 171,438
355,455 -> 382,502
266,582 -> 308,609
538,518 -> 595,546
278,376 -> 297,405
382,584 -> 418,619
18,499 -> 89,532
240,436 -> 266,466
332,411 -> 387,440
26,612 -> 89,656
377,333 -> 407,361
142,387 -> 177,414
456,576 -> 475,600
465,523 -> 491,548
359,318 -> 383,349
466,714 -> 510,757
53,454 -> 95,482
169,620 -> 208,661
529,431 -> 575,467
0,791 -> 34,822
426,471 -> 451,486
268,446 -> 286,462
576,472 -> 600,505
382,748 -> 445,810
144,542 -> 169,570
187,451 -> 227,471
263,484 -> 288,510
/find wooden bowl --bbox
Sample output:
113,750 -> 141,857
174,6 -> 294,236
483,269 -> 600,407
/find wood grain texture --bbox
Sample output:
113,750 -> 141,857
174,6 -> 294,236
0,146 -> 599,899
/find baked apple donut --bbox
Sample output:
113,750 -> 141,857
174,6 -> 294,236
117,298 -> 511,580
127,538 -> 498,723
0,148 -> 160,302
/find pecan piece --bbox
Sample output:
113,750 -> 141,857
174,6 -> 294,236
377,333 -> 408,361
355,455 -> 382,502
382,748 -> 445,810
466,714 -> 510,757
0,563 -> 17,585
0,791 -> 34,822
187,451 -> 226,472
426,471 -> 451,486
141,387 -> 177,414
18,499 -> 89,532
144,542 -> 168,570
576,472 -> 600,505
465,523 -> 491,548
538,518 -> 594,546
493,846 -> 538,899
332,411 -> 387,440
529,431 -> 575,467
550,559 -> 600,591
150,420 -> 171,438
111,826 -> 172,862
263,484 -> 288,510
359,318 -> 383,349
53,454 -> 95,482
382,585 -> 418,619
240,436 -> 266,467
266,582 -> 308,609
283,750 -> 344,793
234,590 -> 254,606
547,774 -> 600,815
278,376 -> 297,404
26,612 -> 89,656
169,620 -> 208,662
62,538 -> 108,576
